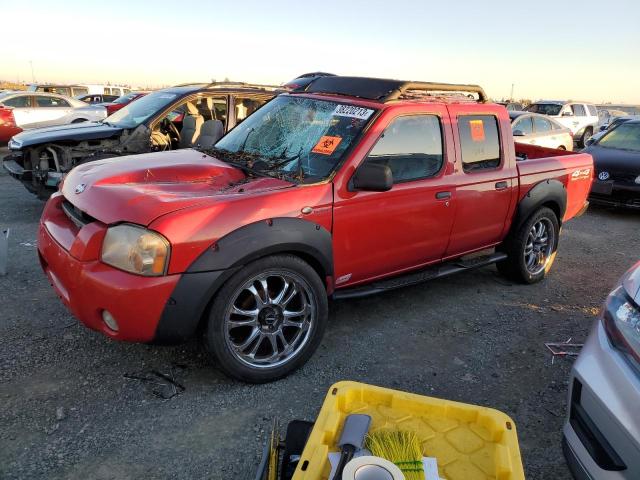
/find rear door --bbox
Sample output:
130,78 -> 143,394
332,105 -> 457,286
29,95 -> 74,128
531,115 -> 557,148
444,107 -> 517,257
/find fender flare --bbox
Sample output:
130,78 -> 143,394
513,179 -> 567,233
187,217 -> 333,275
153,218 -> 333,344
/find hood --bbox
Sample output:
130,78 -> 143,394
11,122 -> 123,148
61,149 -> 294,225
584,145 -> 640,175
623,261 -> 640,305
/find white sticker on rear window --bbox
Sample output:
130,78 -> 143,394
332,104 -> 374,120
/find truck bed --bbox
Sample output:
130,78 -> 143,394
515,143 -> 593,222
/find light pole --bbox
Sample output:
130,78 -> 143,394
29,60 -> 35,83
510,83 -> 515,101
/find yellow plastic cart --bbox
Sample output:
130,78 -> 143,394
293,381 -> 525,480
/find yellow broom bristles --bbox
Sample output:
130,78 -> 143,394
365,430 -> 425,480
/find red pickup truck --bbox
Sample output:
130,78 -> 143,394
38,77 -> 593,382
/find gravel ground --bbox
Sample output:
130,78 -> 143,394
0,149 -> 638,479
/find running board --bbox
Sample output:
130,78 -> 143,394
333,252 -> 508,300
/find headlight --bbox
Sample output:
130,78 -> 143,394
101,224 -> 170,276
603,286 -> 640,371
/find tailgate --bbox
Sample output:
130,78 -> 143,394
515,143 -> 593,222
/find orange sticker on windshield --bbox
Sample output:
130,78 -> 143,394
312,136 -> 342,155
469,119 -> 485,142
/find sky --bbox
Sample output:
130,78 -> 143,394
1,0 -> 639,103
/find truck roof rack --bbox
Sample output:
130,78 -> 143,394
300,76 -> 487,103
171,82 -> 282,92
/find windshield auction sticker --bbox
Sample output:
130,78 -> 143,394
332,105 -> 374,120
312,136 -> 343,155
470,119 -> 485,142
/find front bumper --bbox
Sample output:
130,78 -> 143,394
590,181 -> 640,209
38,194 -> 181,342
563,320 -> 640,479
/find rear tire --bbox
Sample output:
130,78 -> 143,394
497,207 -> 559,284
557,145 -> 566,150
580,127 -> 593,148
205,254 -> 328,383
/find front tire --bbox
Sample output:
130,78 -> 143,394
205,255 -> 328,383
497,207 -> 559,284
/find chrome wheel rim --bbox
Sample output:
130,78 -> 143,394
224,271 -> 315,369
524,218 -> 554,275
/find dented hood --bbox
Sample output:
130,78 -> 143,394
61,149 -> 294,225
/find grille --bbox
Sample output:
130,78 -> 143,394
61,199 -> 96,229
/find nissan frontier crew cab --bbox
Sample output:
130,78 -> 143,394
38,77 -> 593,383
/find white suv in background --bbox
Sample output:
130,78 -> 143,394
526,100 -> 599,147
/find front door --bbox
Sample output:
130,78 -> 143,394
332,110 -> 456,287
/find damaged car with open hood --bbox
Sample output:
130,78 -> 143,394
3,82 -> 279,197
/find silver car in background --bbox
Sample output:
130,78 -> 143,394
510,111 -> 574,151
563,261 -> 640,479
0,91 -> 106,130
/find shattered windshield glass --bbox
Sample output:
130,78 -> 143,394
210,96 -> 376,182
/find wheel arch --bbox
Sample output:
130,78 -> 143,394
153,218 -> 333,344
512,179 -> 566,234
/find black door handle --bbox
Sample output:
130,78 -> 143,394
435,191 -> 451,200
495,181 -> 508,190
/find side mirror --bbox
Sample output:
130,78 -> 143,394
562,111 -> 573,117
599,125 -> 607,131
352,162 -> 393,192
513,129 -> 525,137
585,137 -> 595,147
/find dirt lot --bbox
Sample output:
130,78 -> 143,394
0,150 -> 638,479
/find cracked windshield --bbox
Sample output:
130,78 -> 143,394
211,96 -> 375,182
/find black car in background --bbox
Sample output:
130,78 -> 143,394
584,119 -> 640,209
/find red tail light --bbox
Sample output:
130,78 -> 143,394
0,106 -> 16,127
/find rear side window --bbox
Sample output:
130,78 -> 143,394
458,115 -> 501,172
364,115 -> 443,183
533,116 -> 552,132
2,96 -> 31,108
587,105 -> 597,116
513,116 -> 533,134
572,104 -> 586,116
35,96 -> 70,107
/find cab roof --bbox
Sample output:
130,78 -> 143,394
292,75 -> 488,104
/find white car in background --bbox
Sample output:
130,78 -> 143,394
0,91 -> 106,130
510,111 -> 573,150
526,100 -> 599,147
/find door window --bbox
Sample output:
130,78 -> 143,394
513,117 -> 533,134
35,96 -> 70,107
587,105 -> 598,116
2,96 -> 31,108
572,104 -> 586,116
533,116 -> 552,132
458,115 -> 501,172
234,97 -> 268,124
363,115 -> 444,183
